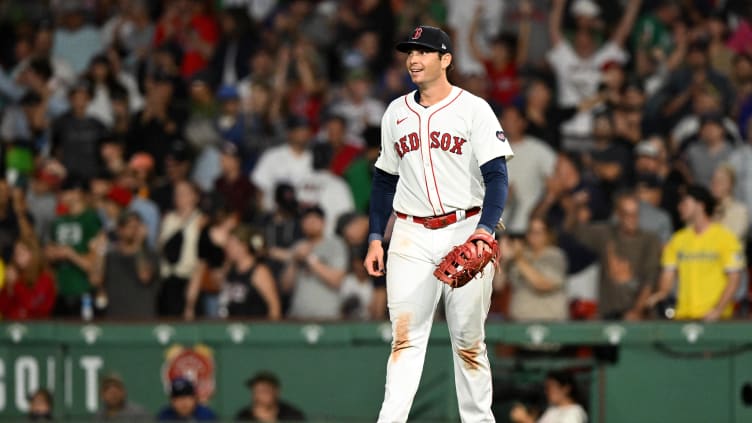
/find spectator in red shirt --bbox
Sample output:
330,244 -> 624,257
320,115 -> 363,177
153,0 -> 219,79
468,2 -> 532,108
0,237 -> 56,319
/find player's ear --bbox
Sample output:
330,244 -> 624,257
441,52 -> 452,71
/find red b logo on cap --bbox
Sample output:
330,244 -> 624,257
412,27 -> 423,40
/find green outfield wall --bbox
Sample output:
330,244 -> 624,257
0,321 -> 751,422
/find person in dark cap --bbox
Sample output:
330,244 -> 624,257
648,184 -> 744,320
94,372 -> 150,421
214,142 -> 258,219
235,371 -> 305,421
151,141 -> 194,214
157,377 -> 216,421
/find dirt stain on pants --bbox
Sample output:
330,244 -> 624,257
391,313 -> 411,362
457,342 -> 481,370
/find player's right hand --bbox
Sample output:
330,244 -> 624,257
364,240 -> 385,277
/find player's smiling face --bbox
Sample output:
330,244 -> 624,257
405,49 -> 449,86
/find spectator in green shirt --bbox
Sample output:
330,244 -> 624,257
47,175 -> 102,317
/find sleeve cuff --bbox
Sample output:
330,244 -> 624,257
476,224 -> 494,235
368,233 -> 383,243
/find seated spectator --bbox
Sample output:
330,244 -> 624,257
252,115 -> 314,211
340,245 -> 378,320
684,113 -> 734,188
99,136 -> 128,177
0,237 -> 56,320
711,164 -> 749,241
51,81 -> 107,180
28,388 -> 54,421
46,176 -> 103,317
539,370 -> 588,423
283,206 -> 348,320
235,371 -> 305,422
670,90 -> 742,152
158,181 -> 204,317
89,212 -> 159,319
649,185 -> 744,320
157,377 -> 216,422
565,191 -> 662,320
499,217 -> 568,322
151,142 -> 194,214
214,85 -> 245,152
26,163 -> 63,241
217,225 -> 281,320
587,111 -> 632,195
502,104 -> 557,234
94,372 -> 150,421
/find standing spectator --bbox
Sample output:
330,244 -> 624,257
27,388 -> 54,421
218,225 -> 281,320
547,0 -> 641,149
126,72 -> 185,177
94,372 -> 150,422
684,113 -> 734,189
649,185 -> 744,320
343,125 -> 381,214
635,172 -> 674,244
565,191 -> 662,320
157,377 -> 216,422
185,206 -> 238,319
153,0 -> 219,79
234,371 -> 305,422
83,54 -> 128,128
101,0 -> 155,74
340,245 -> 378,320
52,3 -> 102,75
630,0 -> 681,80
498,217 -> 568,322
502,105 -> 557,233
468,2 -> 531,108
51,81 -> 107,179
158,181 -> 204,317
330,69 -> 385,139
89,212 -> 159,319
213,142 -> 257,219
151,142 -> 194,213
446,0 -> 505,76
208,9 -> 256,86
711,164 -> 749,241
319,114 -> 363,177
47,176 -> 102,317
0,237 -> 56,320
251,116 -> 313,211
26,164 -> 63,242
283,206 -> 347,320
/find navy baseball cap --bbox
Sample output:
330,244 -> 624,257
170,377 -> 195,398
396,26 -> 452,54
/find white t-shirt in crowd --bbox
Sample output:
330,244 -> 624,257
251,144 -> 313,211
296,170 -> 355,235
503,135 -> 557,233
447,0 -> 504,75
538,404 -> 588,423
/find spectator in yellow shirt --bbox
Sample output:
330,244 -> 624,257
649,185 -> 744,320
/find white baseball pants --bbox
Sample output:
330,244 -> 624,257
377,214 -> 495,423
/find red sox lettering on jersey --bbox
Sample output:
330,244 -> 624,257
394,131 -> 467,158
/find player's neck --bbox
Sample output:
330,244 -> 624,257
417,78 -> 453,107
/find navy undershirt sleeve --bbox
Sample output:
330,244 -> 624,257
368,168 -> 399,242
477,157 -> 508,234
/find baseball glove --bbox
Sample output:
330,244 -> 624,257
434,232 -> 500,288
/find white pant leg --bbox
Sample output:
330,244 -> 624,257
377,220 -> 443,423
440,217 -> 495,423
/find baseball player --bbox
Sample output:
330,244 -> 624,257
364,25 -> 513,422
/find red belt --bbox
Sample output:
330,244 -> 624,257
395,207 -> 481,229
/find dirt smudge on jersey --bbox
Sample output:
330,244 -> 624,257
391,313 -> 412,362
457,342 -> 481,370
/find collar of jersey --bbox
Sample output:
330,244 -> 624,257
409,85 -> 461,110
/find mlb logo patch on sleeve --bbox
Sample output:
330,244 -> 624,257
496,131 -> 507,143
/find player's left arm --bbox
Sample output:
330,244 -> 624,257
471,98 -> 514,234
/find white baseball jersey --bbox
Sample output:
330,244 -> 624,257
375,86 -> 514,217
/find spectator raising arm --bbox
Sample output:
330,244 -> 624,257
610,0 -> 643,48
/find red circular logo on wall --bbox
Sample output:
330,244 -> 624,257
161,344 -> 216,403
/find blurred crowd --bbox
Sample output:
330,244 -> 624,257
0,0 -> 750,323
